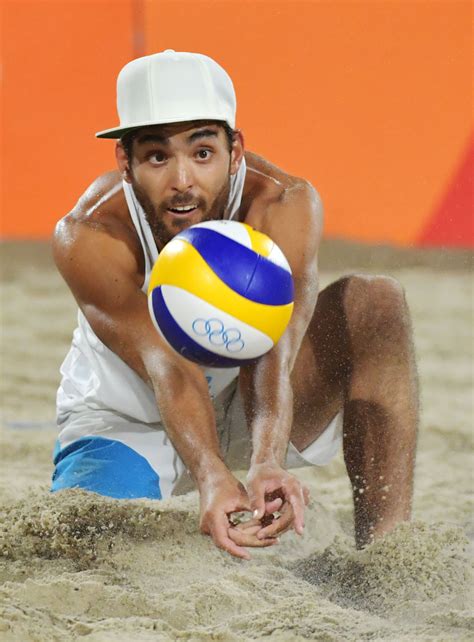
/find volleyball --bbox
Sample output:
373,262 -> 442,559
147,220 -> 294,367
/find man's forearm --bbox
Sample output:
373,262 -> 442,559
150,362 -> 229,486
240,358 -> 294,468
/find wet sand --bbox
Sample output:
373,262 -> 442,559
0,240 -> 473,641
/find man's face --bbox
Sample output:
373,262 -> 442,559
117,121 -> 243,248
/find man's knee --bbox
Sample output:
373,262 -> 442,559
343,274 -> 410,344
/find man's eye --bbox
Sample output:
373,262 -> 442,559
197,149 -> 212,160
149,152 -> 166,164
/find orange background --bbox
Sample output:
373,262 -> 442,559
1,0 -> 472,246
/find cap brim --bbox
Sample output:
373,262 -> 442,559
95,124 -> 146,139
95,114 -> 235,139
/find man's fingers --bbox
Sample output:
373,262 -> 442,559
287,489 -> 305,535
248,490 -> 266,520
208,513 -> 278,556
226,497 -> 282,529
257,508 -> 293,539
248,481 -> 285,519
220,538 -> 252,559
246,475 -> 308,540
256,483 -> 307,539
257,498 -> 296,539
211,516 -> 251,560
264,497 -> 283,515
278,480 -> 306,535
229,525 -> 278,548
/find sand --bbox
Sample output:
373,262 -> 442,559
0,241 -> 473,641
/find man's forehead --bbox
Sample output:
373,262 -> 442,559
134,121 -> 223,144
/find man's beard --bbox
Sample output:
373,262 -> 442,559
130,174 -> 231,249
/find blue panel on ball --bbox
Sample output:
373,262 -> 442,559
151,287 -> 258,368
247,255 -> 295,305
177,227 -> 294,305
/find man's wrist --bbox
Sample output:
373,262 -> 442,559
193,455 -> 232,489
250,445 -> 286,469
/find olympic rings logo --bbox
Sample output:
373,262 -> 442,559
192,318 -> 245,353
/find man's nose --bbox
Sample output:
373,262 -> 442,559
170,158 -> 194,192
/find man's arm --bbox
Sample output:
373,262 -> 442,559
53,212 -> 276,558
238,180 -> 323,537
53,215 -> 222,477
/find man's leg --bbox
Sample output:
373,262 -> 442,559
290,275 -> 419,547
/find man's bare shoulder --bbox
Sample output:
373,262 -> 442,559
55,170 -> 132,235
243,151 -> 323,234
53,171 -> 143,282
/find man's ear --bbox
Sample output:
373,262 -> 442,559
230,130 -> 245,176
116,141 -> 132,183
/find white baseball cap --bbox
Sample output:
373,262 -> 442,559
96,50 -> 236,139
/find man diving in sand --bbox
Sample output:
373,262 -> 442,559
51,50 -> 418,559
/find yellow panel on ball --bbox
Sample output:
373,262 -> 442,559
243,223 -> 274,258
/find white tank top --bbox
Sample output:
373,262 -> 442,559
56,159 -> 247,424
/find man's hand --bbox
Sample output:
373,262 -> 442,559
199,472 -> 279,560
246,463 -> 310,540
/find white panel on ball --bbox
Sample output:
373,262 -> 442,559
267,243 -> 292,271
190,220 -> 252,248
161,285 -> 274,359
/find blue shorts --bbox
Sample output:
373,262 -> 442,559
52,384 -> 343,500
52,436 -> 165,500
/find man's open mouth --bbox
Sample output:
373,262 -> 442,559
167,205 -> 198,215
